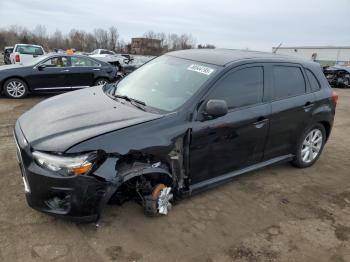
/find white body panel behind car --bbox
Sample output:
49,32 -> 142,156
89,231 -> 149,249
10,44 -> 46,65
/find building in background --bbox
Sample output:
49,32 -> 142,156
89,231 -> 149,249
272,46 -> 350,66
128,38 -> 162,56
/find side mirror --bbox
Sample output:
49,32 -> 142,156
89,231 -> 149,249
37,64 -> 46,71
205,99 -> 228,118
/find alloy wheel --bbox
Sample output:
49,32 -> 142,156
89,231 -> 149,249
6,81 -> 26,98
96,79 -> 108,86
301,129 -> 323,163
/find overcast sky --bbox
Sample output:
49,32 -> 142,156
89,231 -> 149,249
1,0 -> 349,51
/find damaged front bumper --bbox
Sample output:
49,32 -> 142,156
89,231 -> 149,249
14,123 -> 120,223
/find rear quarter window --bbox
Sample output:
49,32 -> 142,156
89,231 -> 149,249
273,66 -> 306,100
305,69 -> 321,92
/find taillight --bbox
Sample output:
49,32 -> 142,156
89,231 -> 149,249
332,90 -> 338,105
15,54 -> 20,63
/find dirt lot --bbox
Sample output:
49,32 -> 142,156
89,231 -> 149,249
0,89 -> 350,262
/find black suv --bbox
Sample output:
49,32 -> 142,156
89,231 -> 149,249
14,49 -> 337,222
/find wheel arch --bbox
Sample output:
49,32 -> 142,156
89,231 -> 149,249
319,120 -> 331,141
2,76 -> 30,92
118,161 -> 175,187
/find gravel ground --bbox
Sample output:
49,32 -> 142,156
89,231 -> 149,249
0,89 -> 349,262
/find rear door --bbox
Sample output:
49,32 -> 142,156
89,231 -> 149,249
27,56 -> 71,90
69,56 -> 101,88
263,63 -> 315,160
190,64 -> 271,184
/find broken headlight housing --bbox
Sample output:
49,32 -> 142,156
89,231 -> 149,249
33,151 -> 98,177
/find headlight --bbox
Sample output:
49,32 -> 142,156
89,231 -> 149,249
33,151 -> 98,176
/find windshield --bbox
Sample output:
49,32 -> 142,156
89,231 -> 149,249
114,56 -> 219,112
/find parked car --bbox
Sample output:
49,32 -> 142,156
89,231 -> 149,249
14,49 -> 337,223
89,49 -> 130,67
10,44 -> 46,65
323,65 -> 350,88
0,54 -> 117,98
2,46 -> 14,64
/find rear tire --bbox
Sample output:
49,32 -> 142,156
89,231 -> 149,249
292,123 -> 326,168
94,78 -> 109,86
3,78 -> 28,99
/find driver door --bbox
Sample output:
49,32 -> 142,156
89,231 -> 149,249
27,56 -> 71,90
190,64 -> 271,185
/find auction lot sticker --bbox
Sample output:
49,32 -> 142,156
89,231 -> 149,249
187,64 -> 215,75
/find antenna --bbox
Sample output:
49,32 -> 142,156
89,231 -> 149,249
273,43 -> 283,54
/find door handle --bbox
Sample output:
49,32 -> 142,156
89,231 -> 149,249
93,68 -> 101,71
303,101 -> 314,111
61,69 -> 70,72
253,117 -> 268,128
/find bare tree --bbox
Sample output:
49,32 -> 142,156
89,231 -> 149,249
85,33 -> 98,51
32,25 -> 48,48
94,28 -> 109,49
108,26 -> 119,51
143,30 -> 156,39
0,24 -> 199,54
198,44 -> 216,49
49,29 -> 64,49
69,29 -> 86,50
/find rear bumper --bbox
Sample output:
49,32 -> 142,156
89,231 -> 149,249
14,122 -> 117,223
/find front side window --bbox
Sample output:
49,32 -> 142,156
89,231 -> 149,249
16,45 -> 44,55
207,67 -> 264,109
114,56 -> 219,112
42,56 -> 69,67
273,66 -> 306,99
71,57 -> 100,67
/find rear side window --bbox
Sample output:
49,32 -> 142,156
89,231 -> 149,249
71,56 -> 100,67
273,66 -> 306,99
208,67 -> 263,109
305,69 -> 321,91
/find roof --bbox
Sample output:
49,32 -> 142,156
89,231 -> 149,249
273,46 -> 350,50
167,48 -> 306,66
15,44 -> 43,47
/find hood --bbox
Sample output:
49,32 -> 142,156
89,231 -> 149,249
329,66 -> 350,74
18,86 -> 163,152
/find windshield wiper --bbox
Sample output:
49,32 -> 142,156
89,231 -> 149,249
114,94 -> 147,111
114,94 -> 146,106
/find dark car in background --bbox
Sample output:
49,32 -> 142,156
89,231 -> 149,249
14,49 -> 337,222
323,65 -> 350,88
0,54 -> 118,98
2,46 -> 14,65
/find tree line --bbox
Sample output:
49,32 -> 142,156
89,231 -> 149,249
0,25 -> 215,54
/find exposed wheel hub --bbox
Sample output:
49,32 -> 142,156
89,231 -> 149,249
157,187 -> 173,215
143,184 -> 173,216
